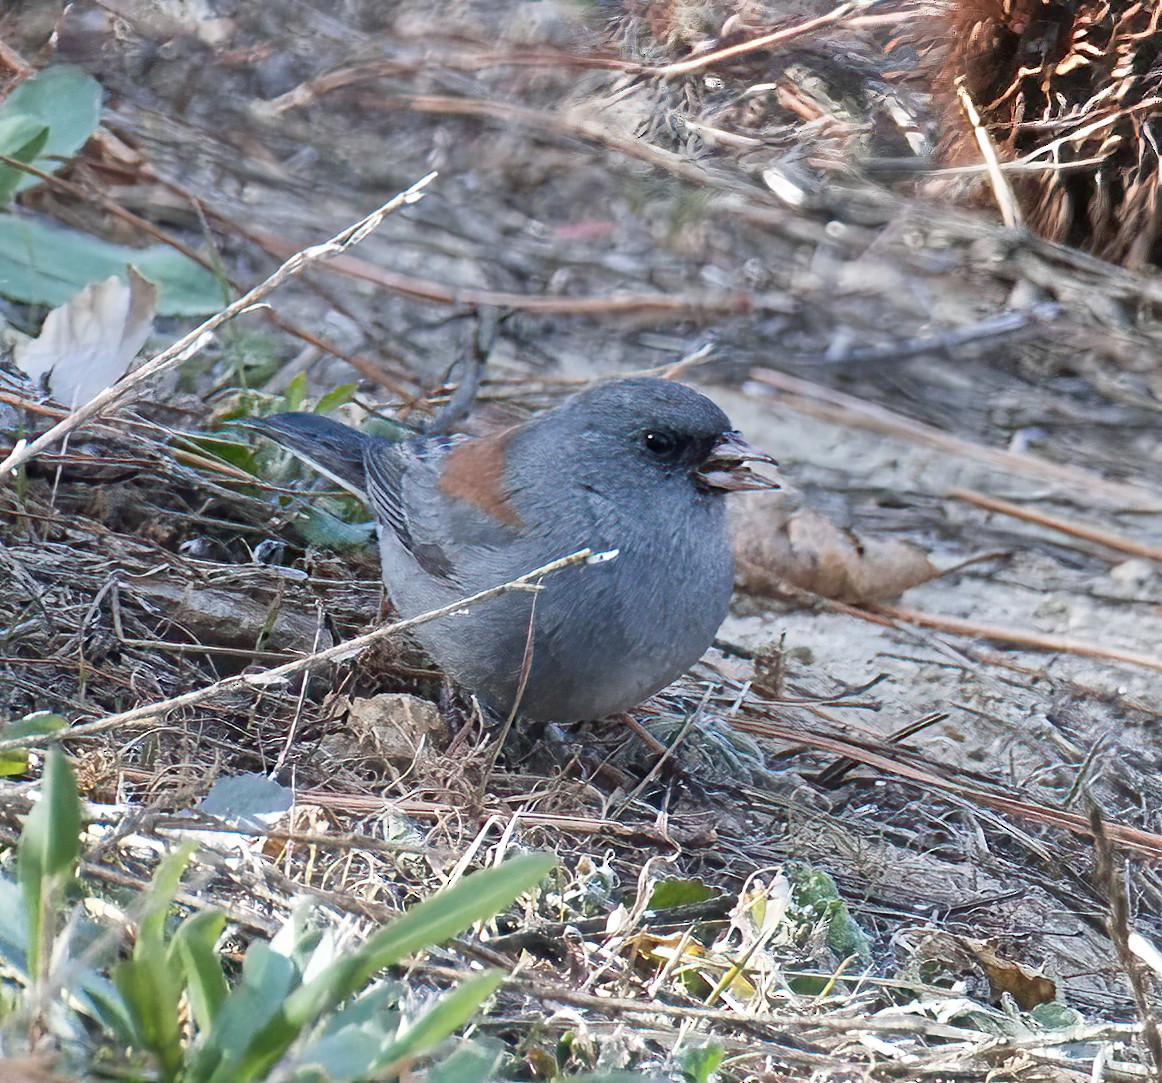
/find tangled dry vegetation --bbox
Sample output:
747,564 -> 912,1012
935,0 -> 1162,266
2,0 -> 1162,1078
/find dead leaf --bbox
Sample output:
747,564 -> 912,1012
262,802 -> 333,860
628,930 -> 756,1001
730,494 -> 937,603
903,930 -> 1057,1011
966,938 -> 1057,1011
14,268 -> 156,407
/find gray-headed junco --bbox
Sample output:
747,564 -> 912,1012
246,377 -> 777,721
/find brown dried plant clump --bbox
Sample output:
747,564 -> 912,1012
934,0 -> 1162,267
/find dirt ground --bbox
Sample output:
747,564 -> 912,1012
2,0 -> 1162,1079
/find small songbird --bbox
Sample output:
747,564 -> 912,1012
245,377 -> 778,721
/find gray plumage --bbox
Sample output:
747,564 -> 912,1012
245,377 -> 774,721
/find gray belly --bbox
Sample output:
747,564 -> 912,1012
384,523 -> 733,721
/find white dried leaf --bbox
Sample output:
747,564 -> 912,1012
14,267 -> 156,407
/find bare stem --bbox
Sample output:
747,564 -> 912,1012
0,171 -> 437,481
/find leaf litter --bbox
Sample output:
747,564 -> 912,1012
1,0 -> 1161,1078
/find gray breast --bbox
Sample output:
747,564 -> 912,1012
474,494 -> 733,721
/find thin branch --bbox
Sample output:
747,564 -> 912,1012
950,487 -> 1162,563
646,4 -> 857,77
1091,806 -> 1162,1080
247,223 -> 778,318
820,303 -> 1058,364
734,707 -> 1162,862
873,603 -> 1162,675
956,77 -> 1023,229
749,368 -> 1162,512
0,546 -> 600,752
0,171 -> 437,482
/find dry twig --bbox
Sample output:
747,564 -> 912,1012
949,487 -> 1162,563
0,547 -> 600,753
751,368 -> 1162,512
0,172 -> 437,481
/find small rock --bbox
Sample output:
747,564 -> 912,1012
1109,558 -> 1154,592
344,693 -> 448,766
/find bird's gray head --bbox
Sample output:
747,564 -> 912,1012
525,377 -> 777,496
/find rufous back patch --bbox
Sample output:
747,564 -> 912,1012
437,430 -> 524,527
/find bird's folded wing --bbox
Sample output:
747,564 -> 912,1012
362,435 -> 517,586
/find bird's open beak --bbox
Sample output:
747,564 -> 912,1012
695,431 -> 780,492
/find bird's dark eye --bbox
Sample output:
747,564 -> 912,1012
643,430 -> 680,458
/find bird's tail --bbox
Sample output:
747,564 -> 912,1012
240,413 -> 369,498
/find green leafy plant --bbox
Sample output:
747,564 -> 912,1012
0,65 -> 101,202
0,65 -> 224,314
785,864 -> 871,965
0,750 -> 556,1081
192,377 -> 382,549
0,711 -> 68,777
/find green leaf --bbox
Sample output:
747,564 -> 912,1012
0,711 -> 67,777
188,940 -> 301,1083
313,383 -> 358,415
18,748 -> 82,982
75,969 -> 139,1045
0,116 -> 49,204
787,865 -> 871,964
373,971 -> 504,1076
1030,1001 -> 1086,1029
229,853 -> 555,1082
282,371 -> 308,413
314,981 -> 403,1036
294,984 -> 403,1081
363,415 -> 415,442
113,954 -> 185,1083
424,1040 -> 505,1083
138,842 -> 195,955
564,1075 -> 659,1083
297,1028 -> 386,1082
680,1042 -> 724,1083
4,711 -> 69,740
112,842 -> 197,1082
0,751 -> 31,778
291,976 -> 503,1083
174,910 -> 228,1032
219,331 -> 283,388
178,434 -> 260,475
0,213 -> 225,315
0,874 -> 28,973
648,879 -> 717,910
287,853 -> 554,1024
0,66 -> 102,196
298,506 -> 376,551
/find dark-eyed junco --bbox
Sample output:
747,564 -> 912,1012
245,377 -> 777,721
